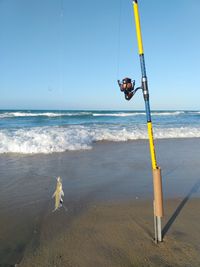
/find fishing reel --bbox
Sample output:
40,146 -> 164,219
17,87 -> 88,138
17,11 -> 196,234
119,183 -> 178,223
118,77 -> 142,101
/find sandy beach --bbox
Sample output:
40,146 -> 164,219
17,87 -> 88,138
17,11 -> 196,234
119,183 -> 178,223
1,0 -> 199,264
0,138 -> 200,266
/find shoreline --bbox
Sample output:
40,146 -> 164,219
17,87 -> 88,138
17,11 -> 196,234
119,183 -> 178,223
0,138 -> 200,266
1,136 -> 200,155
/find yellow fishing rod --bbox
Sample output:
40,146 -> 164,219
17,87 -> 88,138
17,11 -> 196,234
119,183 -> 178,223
118,0 -> 164,243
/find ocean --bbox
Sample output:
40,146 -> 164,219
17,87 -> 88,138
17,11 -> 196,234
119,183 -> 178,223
0,110 -> 200,154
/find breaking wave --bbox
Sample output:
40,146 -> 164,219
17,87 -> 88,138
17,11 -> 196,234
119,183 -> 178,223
0,110 -> 191,119
92,112 -> 146,117
0,111 -> 91,119
152,111 -> 184,116
0,125 -> 200,154
92,111 -> 184,117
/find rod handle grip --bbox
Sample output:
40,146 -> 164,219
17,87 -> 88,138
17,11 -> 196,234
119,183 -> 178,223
153,167 -> 164,217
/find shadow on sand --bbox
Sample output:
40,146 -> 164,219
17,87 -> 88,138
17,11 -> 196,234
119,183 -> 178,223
162,179 -> 200,238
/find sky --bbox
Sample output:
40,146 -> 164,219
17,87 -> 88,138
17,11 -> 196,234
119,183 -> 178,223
0,0 -> 200,110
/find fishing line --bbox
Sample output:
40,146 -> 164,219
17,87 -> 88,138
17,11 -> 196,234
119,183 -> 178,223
51,0 -> 66,213
58,0 -> 64,117
58,0 -> 64,178
116,0 -> 122,79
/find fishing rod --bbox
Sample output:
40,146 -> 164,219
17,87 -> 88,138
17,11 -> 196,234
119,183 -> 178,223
118,0 -> 164,243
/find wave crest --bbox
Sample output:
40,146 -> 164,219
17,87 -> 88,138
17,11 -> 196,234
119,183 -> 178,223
0,125 -> 200,154
0,111 -> 91,119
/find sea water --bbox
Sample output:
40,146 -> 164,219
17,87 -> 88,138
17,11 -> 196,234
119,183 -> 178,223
0,110 -> 200,154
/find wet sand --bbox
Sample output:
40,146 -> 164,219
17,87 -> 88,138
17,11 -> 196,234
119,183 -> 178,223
0,138 -> 200,266
20,199 -> 200,267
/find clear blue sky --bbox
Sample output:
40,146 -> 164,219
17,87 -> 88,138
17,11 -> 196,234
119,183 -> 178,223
0,0 -> 200,110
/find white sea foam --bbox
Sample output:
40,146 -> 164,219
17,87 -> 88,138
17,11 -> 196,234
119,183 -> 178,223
0,111 -> 91,119
0,125 -> 200,154
0,110 -> 190,119
152,111 -> 184,116
92,111 -> 184,117
0,126 -> 92,154
92,112 -> 146,117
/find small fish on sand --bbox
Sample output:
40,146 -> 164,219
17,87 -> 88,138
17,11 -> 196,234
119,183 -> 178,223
52,177 -> 64,212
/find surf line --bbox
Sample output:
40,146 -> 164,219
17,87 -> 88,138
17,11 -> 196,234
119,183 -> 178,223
118,0 -> 164,243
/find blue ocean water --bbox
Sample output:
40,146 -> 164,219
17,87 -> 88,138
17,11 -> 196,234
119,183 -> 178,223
0,110 -> 200,154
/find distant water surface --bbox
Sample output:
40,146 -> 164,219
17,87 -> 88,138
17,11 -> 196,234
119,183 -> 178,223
0,110 -> 200,154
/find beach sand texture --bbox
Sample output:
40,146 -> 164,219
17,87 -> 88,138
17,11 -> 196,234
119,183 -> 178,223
0,138 -> 200,266
19,199 -> 200,267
